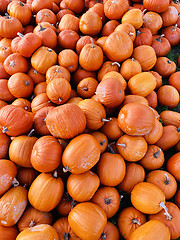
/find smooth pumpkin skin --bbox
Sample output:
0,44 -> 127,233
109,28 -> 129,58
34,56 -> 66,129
68,202 -> 107,240
131,182 -> 165,214
0,133 -> 11,159
0,224 -> 19,240
129,220 -> 170,240
62,134 -> 100,174
99,221 -> 120,240
16,224 -> 59,240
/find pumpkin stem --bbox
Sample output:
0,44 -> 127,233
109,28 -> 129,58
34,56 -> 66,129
159,202 -> 172,221
28,129 -> 35,137
24,80 -> 30,86
63,233 -> 70,240
101,118 -> 112,122
9,60 -> 15,67
136,30 -> 141,35
65,191 -> 72,202
104,197 -> 112,205
33,69 -> 38,74
107,144 -> 115,154
100,139 -> 106,146
59,97 -> 63,102
47,48 -> 52,52
132,218 -> 141,226
63,166 -> 71,173
100,233 -> 107,239
17,32 -> 24,38
71,199 -> 76,209
129,32 -> 134,36
167,60 -> 171,64
164,173 -> 170,185
81,87 -> 88,91
153,148 -> 161,158
4,13 -> 10,19
142,8 -> 147,15
24,106 -> 29,111
31,94 -> 36,100
156,34 -> 164,42
38,23 -> 46,31
111,62 -> 120,67
29,220 -> 36,227
12,178 -> 19,187
90,38 -> 95,48
177,126 -> 180,132
117,143 -> 126,148
2,126 -> 9,133
172,24 -> 177,31
53,170 -> 58,178
56,68 -> 61,73
131,58 -> 135,61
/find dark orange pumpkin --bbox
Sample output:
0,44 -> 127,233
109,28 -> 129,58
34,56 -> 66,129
0,132 -> 10,159
167,152 -> 180,182
0,225 -> 19,240
99,221 -> 120,240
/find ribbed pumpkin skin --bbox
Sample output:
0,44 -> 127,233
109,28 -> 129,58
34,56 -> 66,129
46,103 -> 86,139
131,182 -> 165,214
129,220 -> 170,240
0,225 -> 19,240
28,173 -> 64,212
0,186 -> 28,227
16,224 -> 59,240
62,134 -> 101,174
99,221 -> 119,240
68,202 -> 107,240
0,159 -> 17,196
67,171 -> 100,202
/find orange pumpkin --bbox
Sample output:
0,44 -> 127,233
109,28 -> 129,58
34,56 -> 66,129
117,206 -> 146,239
16,167 -> 38,189
144,118 -> 163,145
62,134 -> 100,174
0,132 -> 10,159
120,58 -> 142,81
90,131 -> 108,154
0,225 -> 19,240
16,224 -> 59,240
68,202 -> 107,240
166,152 -> 180,182
0,186 -> 27,227
99,221 -> 119,240
103,0 -> 129,20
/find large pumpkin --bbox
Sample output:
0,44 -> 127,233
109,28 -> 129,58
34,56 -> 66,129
68,202 -> 107,240
46,103 -> 86,139
62,134 -> 100,174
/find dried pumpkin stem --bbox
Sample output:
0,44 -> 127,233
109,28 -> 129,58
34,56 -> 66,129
107,144 -> 115,154
53,170 -> 58,178
17,32 -> 24,38
101,118 -> 112,122
101,233 -> 107,240
38,23 -> 46,31
164,173 -> 170,185
5,13 -> 10,19
177,126 -> 180,132
159,202 -> 172,221
104,197 -> 112,205
63,166 -> 71,173
63,233 -> 70,240
172,24 -> 177,31
28,129 -> 35,137
29,220 -> 36,227
100,139 -> 106,146
12,178 -> 19,187
59,97 -> 63,102
117,143 -> 126,148
2,126 -> 8,133
153,148 -> 161,158
25,80 -> 30,86
90,38 -> 95,48
71,199 -> 76,209
129,32 -> 134,36
111,62 -> 120,67
136,30 -> 141,35
156,34 -> 165,42
131,58 -> 135,61
132,218 -> 141,226
81,87 -> 88,91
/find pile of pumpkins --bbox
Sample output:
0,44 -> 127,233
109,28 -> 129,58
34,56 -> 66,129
0,0 -> 180,239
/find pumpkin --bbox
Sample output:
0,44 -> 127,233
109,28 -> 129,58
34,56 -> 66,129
118,162 -> 145,193
139,145 -> 164,170
143,0 -> 169,13
16,167 -> 38,189
166,152 -> 180,182
169,71 -> 180,92
144,118 -> 163,144
35,9 -> 57,25
99,222 -> 119,240
143,11 -> 163,35
117,206 -> 146,239
97,61 -> 120,82
96,78 -> 125,108
78,99 -> 110,130
30,135 -> 62,172
56,191 -> 77,216
31,0 -> 53,13
145,91 -> 158,109
116,135 -> 148,162
101,71 -> 127,90
101,20 -> 119,36
58,30 -> 79,50
76,36 -> 96,55
150,71 -> 162,90
133,28 -> 153,47
0,225 -> 19,240
72,66 -> 96,86
64,0 -> 84,13
131,182 -> 171,217
0,133 -> 10,159
90,131 -> 108,154
146,170 -> 177,200
34,82 -> 47,96
62,134 -> 100,174
154,57 -> 176,78
103,0 -> 129,20
67,171 -> 100,202
114,23 -> 136,41
46,103 -> 86,139
0,105 -> 33,137
122,95 -> 149,107
0,62 -> 10,79
0,186 -> 27,227
160,110 -> 180,128
27,68 -> 45,85
121,9 -> 143,29
79,40 -> 103,71
160,6 -> 178,27
103,30 -> 133,62
91,186 -> 120,219
31,46 -> 57,75
28,172 -> 64,212
12,98 -> 31,112
129,220 -> 170,240
149,202 -> 180,240
16,224 -> 59,240
17,206 -> 53,232
118,103 -> 155,136
68,202 -> 107,240
58,49 -> 78,72
53,217 -> 81,240
31,93 -> 53,113
161,24 -> 180,46
151,34 -> 171,57
120,58 -> 142,81
97,152 -> 126,186
176,190 -> 180,208
77,77 -> 98,98
8,73 -> 34,98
